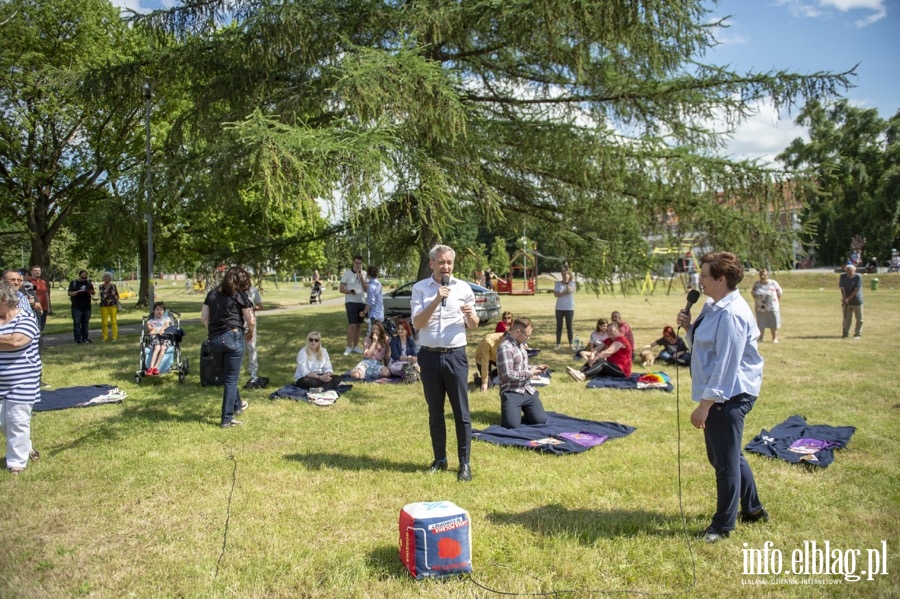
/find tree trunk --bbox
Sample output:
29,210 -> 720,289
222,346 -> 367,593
28,234 -> 52,275
137,239 -> 150,309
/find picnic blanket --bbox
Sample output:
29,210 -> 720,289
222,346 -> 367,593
586,372 -> 674,392
473,412 -> 635,455
269,383 -> 353,405
33,385 -> 127,411
745,414 -> 856,468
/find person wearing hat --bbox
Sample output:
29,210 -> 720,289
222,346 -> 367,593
839,263 -> 863,339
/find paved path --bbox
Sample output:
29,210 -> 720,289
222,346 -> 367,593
42,297 -> 344,348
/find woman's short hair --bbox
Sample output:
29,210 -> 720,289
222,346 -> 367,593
607,321 -> 620,333
0,281 -> 18,310
153,301 -> 167,312
501,311 -> 513,321
103,271 -> 113,280
700,252 -> 744,289
220,267 -> 251,296
367,265 -> 379,279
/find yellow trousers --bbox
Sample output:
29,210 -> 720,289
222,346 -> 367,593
101,305 -> 118,341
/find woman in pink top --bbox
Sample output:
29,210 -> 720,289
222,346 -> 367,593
350,320 -> 391,379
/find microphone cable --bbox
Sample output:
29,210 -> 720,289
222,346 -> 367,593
464,322 -> 700,596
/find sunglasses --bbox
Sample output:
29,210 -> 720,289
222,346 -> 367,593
308,338 -> 320,343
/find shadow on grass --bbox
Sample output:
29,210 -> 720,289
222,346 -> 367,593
486,504 -> 685,541
285,452 -> 424,473
48,400 -> 214,455
367,544 -> 409,579
469,410 -> 501,427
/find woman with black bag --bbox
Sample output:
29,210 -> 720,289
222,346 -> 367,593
200,267 -> 255,428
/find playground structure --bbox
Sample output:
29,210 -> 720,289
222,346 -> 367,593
640,237 -> 697,296
494,248 -> 538,295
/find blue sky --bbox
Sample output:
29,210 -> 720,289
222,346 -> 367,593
115,0 -> 898,163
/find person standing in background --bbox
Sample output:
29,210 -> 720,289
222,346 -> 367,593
362,265 -> 383,333
67,270 -> 95,344
412,245 -> 479,482
27,266 -> 50,332
245,283 -> 264,386
339,256 -> 368,356
98,272 -> 120,342
751,269 -> 783,343
839,263 -> 863,339
553,267 -> 576,351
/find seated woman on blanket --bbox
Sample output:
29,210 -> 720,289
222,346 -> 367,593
568,321 -> 632,381
145,302 -> 174,376
577,318 -> 609,359
645,326 -> 690,366
350,320 -> 391,380
389,319 -> 419,377
294,331 -> 341,389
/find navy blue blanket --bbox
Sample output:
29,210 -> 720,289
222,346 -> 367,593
473,412 -> 635,455
745,414 -> 856,468
34,385 -> 121,411
586,373 -> 674,392
269,383 -> 353,400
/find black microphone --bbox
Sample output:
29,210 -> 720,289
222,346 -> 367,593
684,289 -> 701,315
440,275 -> 449,306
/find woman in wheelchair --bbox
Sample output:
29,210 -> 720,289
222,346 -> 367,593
145,302 -> 174,375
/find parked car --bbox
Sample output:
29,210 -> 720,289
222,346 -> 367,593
382,281 -> 501,325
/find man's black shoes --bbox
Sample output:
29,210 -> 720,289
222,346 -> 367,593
700,526 -> 730,543
457,464 -> 472,482
740,508 -> 769,524
429,459 -> 448,473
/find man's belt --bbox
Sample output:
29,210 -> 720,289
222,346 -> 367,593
421,346 -> 464,353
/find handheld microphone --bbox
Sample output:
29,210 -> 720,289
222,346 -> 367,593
440,275 -> 449,306
683,289 -> 701,315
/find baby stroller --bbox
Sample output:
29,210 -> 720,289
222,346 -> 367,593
309,280 -> 323,304
134,310 -> 189,384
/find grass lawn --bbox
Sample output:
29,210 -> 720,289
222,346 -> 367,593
2,272 -> 898,598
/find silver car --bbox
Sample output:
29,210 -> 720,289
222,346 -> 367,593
382,281 -> 501,325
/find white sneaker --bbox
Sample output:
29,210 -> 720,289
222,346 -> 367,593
773,339 -> 779,344
343,347 -> 352,356
566,366 -> 586,383
351,346 -> 362,354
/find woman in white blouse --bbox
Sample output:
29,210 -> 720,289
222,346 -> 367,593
294,331 -> 341,389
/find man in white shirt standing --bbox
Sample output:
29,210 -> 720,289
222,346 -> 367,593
339,255 -> 368,355
411,245 -> 479,482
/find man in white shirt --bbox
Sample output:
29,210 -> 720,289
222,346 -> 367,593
339,255 -> 368,355
411,245 -> 479,482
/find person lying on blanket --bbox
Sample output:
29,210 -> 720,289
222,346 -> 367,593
497,317 -> 549,429
568,321 -> 632,382
145,302 -> 174,376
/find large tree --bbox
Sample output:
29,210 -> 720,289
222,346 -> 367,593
0,0 -> 145,273
132,0 -> 852,279
778,100 -> 900,265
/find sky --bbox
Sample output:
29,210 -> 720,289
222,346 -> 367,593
114,0 -> 899,164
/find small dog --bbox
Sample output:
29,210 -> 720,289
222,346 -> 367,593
640,350 -> 656,368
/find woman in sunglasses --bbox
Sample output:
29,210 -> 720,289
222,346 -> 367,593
294,331 -> 341,389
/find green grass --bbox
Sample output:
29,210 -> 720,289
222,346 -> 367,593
2,275 -> 898,598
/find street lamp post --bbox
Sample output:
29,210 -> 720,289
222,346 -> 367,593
144,80 -> 154,307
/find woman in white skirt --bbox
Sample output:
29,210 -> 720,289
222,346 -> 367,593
751,269 -> 783,343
